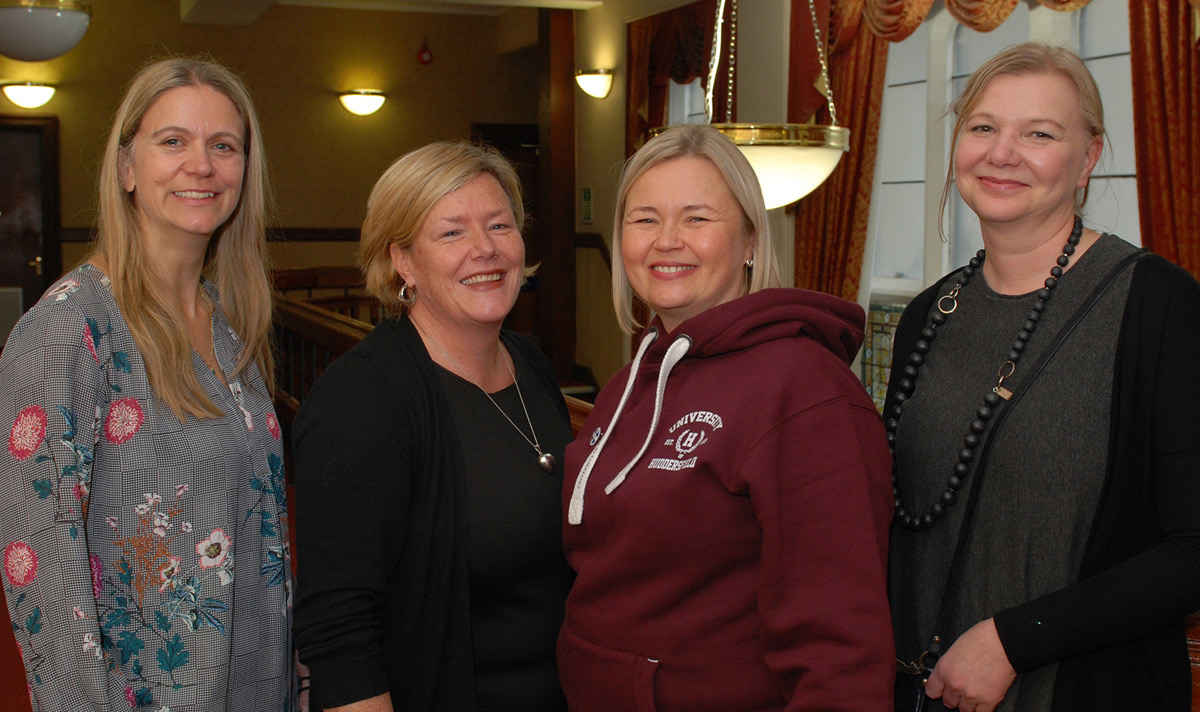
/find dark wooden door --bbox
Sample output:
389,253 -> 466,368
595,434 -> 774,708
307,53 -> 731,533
472,122 -> 542,343
0,116 -> 61,343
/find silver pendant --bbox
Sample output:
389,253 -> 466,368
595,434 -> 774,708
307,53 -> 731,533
538,451 -> 556,473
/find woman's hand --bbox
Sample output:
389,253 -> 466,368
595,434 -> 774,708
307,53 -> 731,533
924,618 -> 1016,712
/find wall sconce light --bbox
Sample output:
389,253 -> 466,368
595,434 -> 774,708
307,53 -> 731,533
0,0 -> 92,62
3,82 -> 55,108
575,69 -> 613,99
339,90 -> 385,116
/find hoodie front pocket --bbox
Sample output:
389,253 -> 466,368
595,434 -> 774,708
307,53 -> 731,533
557,623 -> 659,712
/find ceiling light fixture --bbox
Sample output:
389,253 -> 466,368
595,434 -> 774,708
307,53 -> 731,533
575,69 -> 613,99
339,90 -> 385,116
3,82 -> 55,108
0,1 -> 92,62
656,0 -> 848,210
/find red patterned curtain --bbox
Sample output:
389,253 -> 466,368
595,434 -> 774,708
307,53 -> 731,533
862,0 -> 1087,42
792,0 -> 889,300
1130,0 -> 1200,279
624,0 -> 732,158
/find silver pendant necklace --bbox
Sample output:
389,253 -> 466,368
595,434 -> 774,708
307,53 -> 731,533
415,322 -> 556,473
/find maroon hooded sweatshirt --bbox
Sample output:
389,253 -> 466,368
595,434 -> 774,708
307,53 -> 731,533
560,288 -> 894,712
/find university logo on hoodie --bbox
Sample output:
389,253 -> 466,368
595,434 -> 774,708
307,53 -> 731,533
649,410 -> 723,471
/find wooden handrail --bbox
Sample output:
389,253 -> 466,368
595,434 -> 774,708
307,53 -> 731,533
273,296 -> 593,435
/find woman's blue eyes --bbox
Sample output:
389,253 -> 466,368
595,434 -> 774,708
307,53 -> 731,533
159,138 -> 239,151
968,125 -> 1056,140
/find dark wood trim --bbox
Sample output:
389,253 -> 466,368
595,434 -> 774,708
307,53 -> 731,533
61,226 -> 363,243
267,227 -> 361,242
2,116 -> 61,289
575,232 -> 611,272
60,227 -> 92,243
538,7 -> 577,382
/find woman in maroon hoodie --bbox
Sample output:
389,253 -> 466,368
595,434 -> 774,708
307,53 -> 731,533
560,124 -> 894,712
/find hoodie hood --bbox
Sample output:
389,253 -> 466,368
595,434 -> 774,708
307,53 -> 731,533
567,288 -> 865,525
659,287 -> 865,365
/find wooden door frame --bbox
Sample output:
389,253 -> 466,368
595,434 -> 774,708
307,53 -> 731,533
1,115 -> 62,297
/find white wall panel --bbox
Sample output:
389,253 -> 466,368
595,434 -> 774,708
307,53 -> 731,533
873,183 -> 926,280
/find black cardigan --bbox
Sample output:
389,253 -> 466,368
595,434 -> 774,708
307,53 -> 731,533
291,316 -> 569,711
884,254 -> 1200,711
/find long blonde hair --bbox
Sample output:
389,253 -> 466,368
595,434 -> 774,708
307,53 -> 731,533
89,57 -> 274,422
610,124 -> 781,334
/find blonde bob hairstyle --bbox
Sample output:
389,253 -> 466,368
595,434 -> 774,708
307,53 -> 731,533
939,42 -> 1106,239
360,141 -> 531,315
611,124 -> 781,334
90,56 -> 273,423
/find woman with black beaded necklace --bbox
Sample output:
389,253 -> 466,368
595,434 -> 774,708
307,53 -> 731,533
886,43 -> 1200,712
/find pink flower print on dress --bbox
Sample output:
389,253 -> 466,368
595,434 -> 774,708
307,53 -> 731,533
197,529 -> 231,569
82,632 -> 101,659
47,278 -> 79,302
89,553 -> 103,597
153,511 -> 171,537
8,405 -> 46,460
227,380 -> 253,431
266,412 -> 281,439
158,556 -> 181,592
83,329 -> 100,364
104,398 -> 144,444
4,541 -> 38,587
125,685 -> 135,705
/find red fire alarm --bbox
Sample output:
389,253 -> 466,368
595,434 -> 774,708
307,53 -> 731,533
418,38 -> 433,65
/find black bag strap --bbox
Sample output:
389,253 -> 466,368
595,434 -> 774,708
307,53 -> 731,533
925,248 -> 1148,658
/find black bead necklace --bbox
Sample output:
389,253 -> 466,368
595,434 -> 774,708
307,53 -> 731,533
888,215 -> 1084,532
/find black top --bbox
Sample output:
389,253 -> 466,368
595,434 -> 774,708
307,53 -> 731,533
890,235 -> 1136,711
884,251 -> 1200,712
292,316 -> 571,712
436,347 -> 572,712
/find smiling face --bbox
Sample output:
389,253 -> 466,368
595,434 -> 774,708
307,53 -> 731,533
121,85 -> 247,250
953,71 -> 1102,234
620,156 -> 753,333
389,172 -> 525,333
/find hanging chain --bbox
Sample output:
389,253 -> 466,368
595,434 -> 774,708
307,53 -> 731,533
808,0 -> 839,126
725,0 -> 737,122
704,0 -> 726,123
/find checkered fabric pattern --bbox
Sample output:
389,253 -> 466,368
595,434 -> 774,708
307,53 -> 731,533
0,266 -> 295,711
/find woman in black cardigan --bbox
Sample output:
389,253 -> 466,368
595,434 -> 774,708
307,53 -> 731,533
886,43 -> 1200,712
292,142 -> 573,712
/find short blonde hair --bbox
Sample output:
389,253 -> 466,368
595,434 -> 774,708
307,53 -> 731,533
90,56 -> 273,422
360,141 -> 528,314
611,124 -> 781,334
940,42 -> 1106,238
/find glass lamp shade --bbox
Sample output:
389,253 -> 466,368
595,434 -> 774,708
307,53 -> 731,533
3,83 -> 55,108
0,1 -> 91,62
339,91 -> 385,116
651,123 -> 850,209
575,70 -> 613,99
714,123 -> 849,209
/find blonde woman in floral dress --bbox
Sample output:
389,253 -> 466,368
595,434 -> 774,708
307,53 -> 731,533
0,58 -> 295,711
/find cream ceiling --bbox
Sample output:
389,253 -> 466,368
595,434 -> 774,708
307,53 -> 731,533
180,0 -> 602,23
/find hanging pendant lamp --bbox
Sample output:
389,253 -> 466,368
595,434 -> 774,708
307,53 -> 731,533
654,0 -> 847,209
0,1 -> 91,62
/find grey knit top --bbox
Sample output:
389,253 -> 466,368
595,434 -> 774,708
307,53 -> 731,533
890,234 -> 1139,712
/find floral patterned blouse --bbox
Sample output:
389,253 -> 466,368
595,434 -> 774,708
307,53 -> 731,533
0,265 -> 294,711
